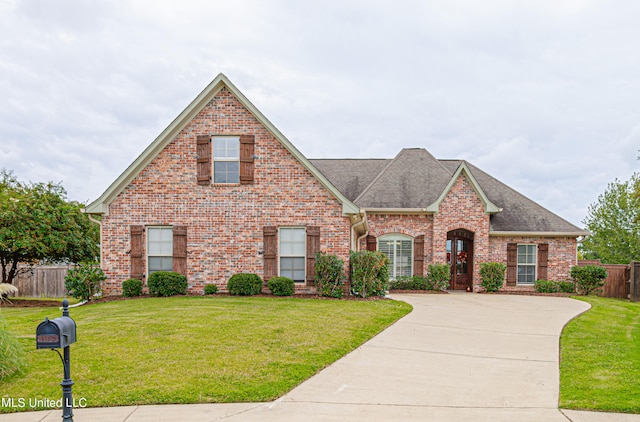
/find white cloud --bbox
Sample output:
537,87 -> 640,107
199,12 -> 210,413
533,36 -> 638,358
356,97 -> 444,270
1,0 -> 639,226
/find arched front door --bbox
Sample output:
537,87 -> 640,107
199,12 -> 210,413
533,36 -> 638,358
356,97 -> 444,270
446,229 -> 474,291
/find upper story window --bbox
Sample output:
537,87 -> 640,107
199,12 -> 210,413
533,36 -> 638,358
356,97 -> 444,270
378,234 -> 413,279
517,244 -> 537,284
213,136 -> 240,184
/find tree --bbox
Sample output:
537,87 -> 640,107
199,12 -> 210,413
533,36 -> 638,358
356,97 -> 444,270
0,170 -> 100,284
580,172 -> 640,264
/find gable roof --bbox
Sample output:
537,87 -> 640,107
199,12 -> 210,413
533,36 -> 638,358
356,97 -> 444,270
312,149 -> 588,236
86,74 -> 360,216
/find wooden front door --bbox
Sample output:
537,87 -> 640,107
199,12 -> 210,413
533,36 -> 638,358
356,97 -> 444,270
447,229 -> 474,291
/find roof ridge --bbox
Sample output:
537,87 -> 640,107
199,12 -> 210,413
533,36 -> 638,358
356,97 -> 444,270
353,151 -> 404,203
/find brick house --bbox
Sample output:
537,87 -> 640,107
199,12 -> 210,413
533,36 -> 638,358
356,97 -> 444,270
86,74 -> 588,295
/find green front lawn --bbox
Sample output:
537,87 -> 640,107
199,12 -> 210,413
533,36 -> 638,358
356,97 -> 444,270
1,296 -> 411,412
560,296 -> 640,413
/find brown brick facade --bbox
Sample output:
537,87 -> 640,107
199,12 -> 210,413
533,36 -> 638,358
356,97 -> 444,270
101,88 -> 351,295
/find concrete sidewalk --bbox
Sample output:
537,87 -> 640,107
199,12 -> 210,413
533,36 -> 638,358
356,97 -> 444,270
2,294 -> 639,421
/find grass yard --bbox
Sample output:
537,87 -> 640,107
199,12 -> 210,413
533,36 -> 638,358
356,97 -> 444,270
0,296 -> 411,413
560,296 -> 640,413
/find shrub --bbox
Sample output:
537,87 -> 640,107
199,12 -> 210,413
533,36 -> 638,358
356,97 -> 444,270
204,284 -> 218,295
389,275 -> 431,290
534,279 -> 557,293
350,251 -> 390,298
268,276 -> 295,296
64,262 -> 105,302
314,253 -> 345,298
148,271 -> 188,297
534,279 -> 576,294
570,265 -> 607,296
557,280 -> 576,293
427,263 -> 451,291
479,262 -> 506,292
227,273 -> 263,296
0,314 -> 26,380
122,278 -> 143,297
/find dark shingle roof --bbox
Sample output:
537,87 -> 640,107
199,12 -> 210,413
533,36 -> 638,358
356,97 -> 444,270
309,158 -> 389,201
311,148 -> 586,234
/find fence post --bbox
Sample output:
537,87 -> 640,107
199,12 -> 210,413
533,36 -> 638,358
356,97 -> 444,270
632,261 -> 640,303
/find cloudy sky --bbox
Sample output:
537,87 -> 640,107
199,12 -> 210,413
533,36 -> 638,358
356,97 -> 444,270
1,0 -> 639,227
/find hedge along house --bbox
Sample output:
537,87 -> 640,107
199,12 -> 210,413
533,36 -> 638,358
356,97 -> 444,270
86,74 -> 588,295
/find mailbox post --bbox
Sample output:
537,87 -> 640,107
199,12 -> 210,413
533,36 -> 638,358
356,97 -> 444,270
36,299 -> 76,421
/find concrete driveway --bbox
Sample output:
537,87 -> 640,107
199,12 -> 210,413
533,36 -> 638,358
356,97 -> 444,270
2,293 -> 639,421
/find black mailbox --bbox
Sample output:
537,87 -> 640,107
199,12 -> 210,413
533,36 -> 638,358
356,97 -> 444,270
36,316 -> 76,349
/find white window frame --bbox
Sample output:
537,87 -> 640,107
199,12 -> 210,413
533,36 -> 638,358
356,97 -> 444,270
517,244 -> 537,285
278,227 -> 306,283
147,226 -> 173,275
212,135 -> 240,184
378,234 -> 413,280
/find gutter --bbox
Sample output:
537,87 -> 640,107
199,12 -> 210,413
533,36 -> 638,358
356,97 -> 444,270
365,208 -> 430,215
351,210 -> 369,251
489,231 -> 591,237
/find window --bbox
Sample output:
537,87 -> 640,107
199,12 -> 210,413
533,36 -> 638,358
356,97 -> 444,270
517,244 -> 537,284
279,227 -> 306,282
213,136 -> 239,183
148,227 -> 173,274
378,234 -> 413,279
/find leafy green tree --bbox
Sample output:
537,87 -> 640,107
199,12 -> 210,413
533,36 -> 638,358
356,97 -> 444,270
580,173 -> 640,264
0,170 -> 100,284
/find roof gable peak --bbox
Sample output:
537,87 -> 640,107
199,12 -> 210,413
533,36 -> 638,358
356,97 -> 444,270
426,161 -> 501,214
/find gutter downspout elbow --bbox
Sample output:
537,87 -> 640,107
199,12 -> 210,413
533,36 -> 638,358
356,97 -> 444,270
351,210 -> 368,252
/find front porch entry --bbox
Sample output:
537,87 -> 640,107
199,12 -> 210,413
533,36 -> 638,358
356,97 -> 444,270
447,229 -> 474,291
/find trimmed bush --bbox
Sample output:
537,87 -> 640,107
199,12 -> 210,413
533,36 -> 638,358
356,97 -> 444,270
427,263 -> 451,291
389,275 -> 431,290
479,262 -> 506,292
227,273 -> 263,296
204,284 -> 218,295
267,276 -> 295,296
570,265 -> 607,296
64,262 -> 105,302
534,279 -> 557,293
148,271 -> 188,297
0,314 -> 26,380
314,252 -> 345,298
557,280 -> 576,293
534,279 -> 576,294
350,250 -> 390,298
122,278 -> 143,297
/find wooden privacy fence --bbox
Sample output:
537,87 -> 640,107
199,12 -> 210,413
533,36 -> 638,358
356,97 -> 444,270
14,265 -> 70,298
578,260 -> 637,300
